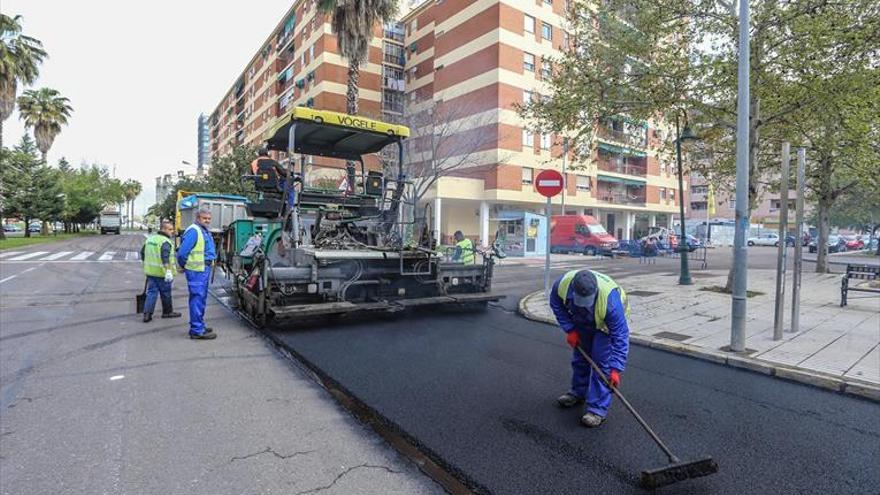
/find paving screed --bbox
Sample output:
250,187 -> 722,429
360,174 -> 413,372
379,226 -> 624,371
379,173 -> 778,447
265,306 -> 880,494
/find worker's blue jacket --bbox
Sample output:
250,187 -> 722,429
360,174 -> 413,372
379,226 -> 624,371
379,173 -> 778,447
549,278 -> 630,372
177,223 -> 216,269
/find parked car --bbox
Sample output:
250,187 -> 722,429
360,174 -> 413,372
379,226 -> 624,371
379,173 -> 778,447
2,224 -> 22,232
844,235 -> 865,251
747,232 -> 780,246
784,234 -> 797,247
808,235 -> 845,253
550,215 -> 619,256
684,235 -> 703,252
27,222 -> 42,233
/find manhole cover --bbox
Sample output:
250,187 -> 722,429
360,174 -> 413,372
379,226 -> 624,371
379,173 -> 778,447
628,290 -> 661,297
653,331 -> 691,341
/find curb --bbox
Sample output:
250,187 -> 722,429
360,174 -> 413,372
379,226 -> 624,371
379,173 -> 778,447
517,290 -> 880,403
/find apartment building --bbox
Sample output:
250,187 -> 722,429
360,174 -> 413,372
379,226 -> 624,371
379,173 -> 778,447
401,0 -> 685,244
197,113 -> 210,173
207,1 -> 412,160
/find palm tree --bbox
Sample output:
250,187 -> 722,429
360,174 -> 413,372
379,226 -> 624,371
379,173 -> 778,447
17,87 -> 73,163
122,179 -> 142,228
0,14 -> 47,150
317,0 -> 397,190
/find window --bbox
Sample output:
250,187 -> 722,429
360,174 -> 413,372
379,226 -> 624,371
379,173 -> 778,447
541,59 -> 552,79
522,128 -> 534,147
524,14 -> 535,34
659,187 -> 666,200
309,44 -> 315,61
522,167 -> 534,185
523,52 -> 535,72
523,90 -> 534,104
541,22 -> 552,41
669,190 -> 675,201
691,184 -> 709,194
544,0 -> 553,5
729,199 -> 736,208
576,176 -> 591,191
540,133 -> 551,150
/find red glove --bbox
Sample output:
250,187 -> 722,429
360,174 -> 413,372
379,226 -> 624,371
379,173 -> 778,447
566,331 -> 580,348
609,369 -> 621,388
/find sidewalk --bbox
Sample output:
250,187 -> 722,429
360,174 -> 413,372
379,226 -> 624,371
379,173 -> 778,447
519,268 -> 880,401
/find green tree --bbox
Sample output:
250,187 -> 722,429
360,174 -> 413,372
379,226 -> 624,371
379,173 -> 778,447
17,87 -> 73,162
521,0 -> 880,286
0,14 -> 46,150
147,177 -> 206,223
3,135 -> 60,237
121,179 -> 142,229
203,145 -> 256,197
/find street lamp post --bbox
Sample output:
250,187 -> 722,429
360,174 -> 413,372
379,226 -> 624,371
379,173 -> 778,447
675,115 -> 697,286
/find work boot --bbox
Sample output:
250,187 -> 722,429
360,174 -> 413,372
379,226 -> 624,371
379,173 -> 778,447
203,327 -> 214,334
557,393 -> 584,408
580,412 -> 605,428
143,313 -> 152,323
161,311 -> 182,318
190,331 -> 217,340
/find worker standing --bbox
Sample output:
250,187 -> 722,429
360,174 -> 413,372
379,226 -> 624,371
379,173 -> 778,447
452,230 -> 476,264
177,207 -> 217,340
140,220 -> 181,322
549,269 -> 629,427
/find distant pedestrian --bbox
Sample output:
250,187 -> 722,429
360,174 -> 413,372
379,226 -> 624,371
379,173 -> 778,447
177,207 -> 217,340
549,269 -> 630,427
140,221 -> 181,322
452,230 -> 477,264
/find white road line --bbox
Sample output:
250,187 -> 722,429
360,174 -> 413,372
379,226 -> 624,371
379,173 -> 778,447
98,251 -> 116,261
125,251 -> 139,261
7,251 -> 49,261
40,251 -> 74,261
0,251 -> 24,259
70,251 -> 94,261
0,266 -> 37,284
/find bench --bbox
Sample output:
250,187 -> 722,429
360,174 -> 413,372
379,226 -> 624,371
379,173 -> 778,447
840,264 -> 880,307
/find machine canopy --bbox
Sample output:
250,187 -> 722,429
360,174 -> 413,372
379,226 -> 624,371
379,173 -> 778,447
264,107 -> 410,161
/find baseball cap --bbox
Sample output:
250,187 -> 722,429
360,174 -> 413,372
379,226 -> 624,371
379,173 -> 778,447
570,270 -> 598,308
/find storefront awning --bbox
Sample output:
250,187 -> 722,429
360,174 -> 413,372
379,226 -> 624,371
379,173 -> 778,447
597,174 -> 646,187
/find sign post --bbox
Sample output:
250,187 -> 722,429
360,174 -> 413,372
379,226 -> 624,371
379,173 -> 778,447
536,169 -> 565,296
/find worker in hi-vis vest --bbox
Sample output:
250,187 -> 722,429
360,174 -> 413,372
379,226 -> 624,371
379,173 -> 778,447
549,269 -> 630,427
140,220 -> 181,322
452,230 -> 476,264
177,207 -> 217,340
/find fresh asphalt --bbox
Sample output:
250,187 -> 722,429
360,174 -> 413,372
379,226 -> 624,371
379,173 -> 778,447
264,251 -> 880,494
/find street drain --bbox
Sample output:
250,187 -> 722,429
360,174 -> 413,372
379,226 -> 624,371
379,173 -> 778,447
627,290 -> 661,297
653,331 -> 692,341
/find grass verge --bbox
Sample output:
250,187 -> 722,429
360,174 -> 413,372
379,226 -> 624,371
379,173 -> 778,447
699,285 -> 765,298
0,231 -> 96,250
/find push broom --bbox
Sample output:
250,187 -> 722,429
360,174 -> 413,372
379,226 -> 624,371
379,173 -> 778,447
575,345 -> 719,489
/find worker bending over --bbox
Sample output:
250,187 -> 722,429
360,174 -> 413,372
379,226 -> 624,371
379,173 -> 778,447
140,220 -> 181,322
549,269 -> 630,427
177,207 -> 217,340
452,230 -> 477,264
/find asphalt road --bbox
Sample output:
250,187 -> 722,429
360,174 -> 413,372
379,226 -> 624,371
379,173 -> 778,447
266,252 -> 880,494
0,233 -> 443,495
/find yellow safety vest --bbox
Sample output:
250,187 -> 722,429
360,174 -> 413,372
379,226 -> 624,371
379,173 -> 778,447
183,224 -> 206,272
456,239 -> 476,264
143,234 -> 176,277
557,269 -> 629,333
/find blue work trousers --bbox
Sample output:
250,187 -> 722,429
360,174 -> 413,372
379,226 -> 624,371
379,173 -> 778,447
279,178 -> 296,209
569,327 -> 615,417
144,276 -> 172,315
185,268 -> 210,336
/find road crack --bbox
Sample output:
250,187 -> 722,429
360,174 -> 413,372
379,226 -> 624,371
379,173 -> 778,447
230,446 -> 317,463
293,464 -> 400,495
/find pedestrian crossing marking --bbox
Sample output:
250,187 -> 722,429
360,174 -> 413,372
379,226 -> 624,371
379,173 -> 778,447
40,251 -> 74,261
98,251 -> 116,261
70,251 -> 94,261
8,251 -> 49,261
0,251 -> 24,259
125,251 -> 140,261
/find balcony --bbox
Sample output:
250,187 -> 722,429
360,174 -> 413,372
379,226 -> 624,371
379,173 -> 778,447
597,176 -> 646,206
596,149 -> 647,177
597,123 -> 647,148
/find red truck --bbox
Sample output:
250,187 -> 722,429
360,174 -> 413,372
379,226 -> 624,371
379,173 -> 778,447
550,215 -> 619,256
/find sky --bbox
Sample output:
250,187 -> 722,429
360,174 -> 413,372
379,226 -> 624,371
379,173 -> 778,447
3,0 -> 293,215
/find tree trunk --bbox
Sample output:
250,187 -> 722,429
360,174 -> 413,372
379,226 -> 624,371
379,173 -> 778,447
815,196 -> 831,273
41,150 -> 47,164
41,220 -> 49,236
0,119 -> 4,151
24,217 -> 30,238
345,61 -> 361,193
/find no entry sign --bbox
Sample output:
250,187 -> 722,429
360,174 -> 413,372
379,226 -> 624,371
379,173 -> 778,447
535,169 -> 564,197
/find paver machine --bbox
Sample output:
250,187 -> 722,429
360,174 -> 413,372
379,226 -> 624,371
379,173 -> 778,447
219,107 -> 503,326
